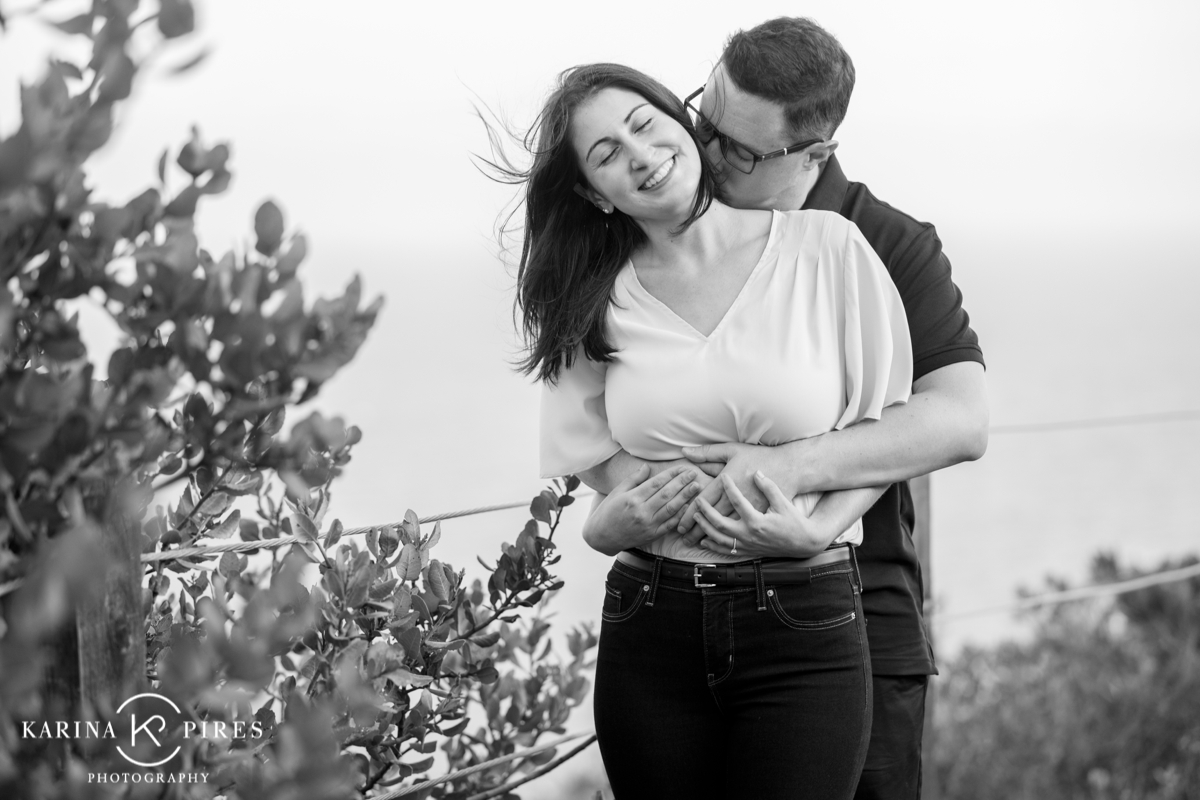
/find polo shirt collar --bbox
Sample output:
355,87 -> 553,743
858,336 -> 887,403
800,154 -> 849,213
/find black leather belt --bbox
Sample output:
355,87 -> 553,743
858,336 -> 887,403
616,546 -> 851,588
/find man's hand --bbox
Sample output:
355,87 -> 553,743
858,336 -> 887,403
676,442 -> 797,539
692,472 -> 833,559
581,464 -> 709,556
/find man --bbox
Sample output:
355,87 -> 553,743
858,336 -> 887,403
582,17 -> 987,799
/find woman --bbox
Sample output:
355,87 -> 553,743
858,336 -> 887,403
505,64 -> 911,799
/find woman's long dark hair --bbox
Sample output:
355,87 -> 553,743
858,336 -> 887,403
486,64 -> 719,384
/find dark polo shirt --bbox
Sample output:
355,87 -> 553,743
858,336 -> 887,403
802,155 -> 985,675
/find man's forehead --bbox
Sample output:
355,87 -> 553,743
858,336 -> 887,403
702,64 -> 790,149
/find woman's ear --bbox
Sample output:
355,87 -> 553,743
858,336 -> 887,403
574,183 -> 614,214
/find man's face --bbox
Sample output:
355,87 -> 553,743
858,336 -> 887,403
698,64 -> 818,210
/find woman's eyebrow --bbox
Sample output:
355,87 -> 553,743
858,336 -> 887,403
585,103 -> 651,162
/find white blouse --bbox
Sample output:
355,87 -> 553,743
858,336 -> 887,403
540,209 -> 913,561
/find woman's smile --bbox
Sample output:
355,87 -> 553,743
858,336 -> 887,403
639,156 -> 676,191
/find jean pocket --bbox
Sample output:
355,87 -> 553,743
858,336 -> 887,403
601,570 -> 650,623
766,577 -> 857,631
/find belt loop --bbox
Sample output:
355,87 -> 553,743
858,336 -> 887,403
848,544 -> 863,595
646,556 -> 664,607
753,559 -> 766,611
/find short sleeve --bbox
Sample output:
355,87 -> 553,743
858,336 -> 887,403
836,222 -> 913,429
890,227 -> 984,380
539,349 -> 623,478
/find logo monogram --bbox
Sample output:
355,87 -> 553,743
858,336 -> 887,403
115,693 -> 183,767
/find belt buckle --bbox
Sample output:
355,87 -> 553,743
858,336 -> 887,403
693,564 -> 717,589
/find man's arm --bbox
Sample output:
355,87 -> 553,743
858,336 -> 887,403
678,361 -> 987,531
781,360 -> 988,491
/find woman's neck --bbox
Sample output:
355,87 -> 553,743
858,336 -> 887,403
634,202 -> 750,272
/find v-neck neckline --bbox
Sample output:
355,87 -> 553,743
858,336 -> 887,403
622,210 -> 781,342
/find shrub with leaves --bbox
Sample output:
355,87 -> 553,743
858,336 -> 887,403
0,2 -> 596,798
933,552 -> 1200,800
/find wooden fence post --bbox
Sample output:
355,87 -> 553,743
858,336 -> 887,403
43,485 -> 146,722
911,474 -> 937,800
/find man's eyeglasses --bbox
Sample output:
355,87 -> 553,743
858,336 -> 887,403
684,86 -> 823,175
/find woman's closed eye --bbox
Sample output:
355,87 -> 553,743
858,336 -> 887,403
597,119 -> 653,167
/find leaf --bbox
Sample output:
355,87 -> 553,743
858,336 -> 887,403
565,475 -> 581,491
520,588 -> 546,608
530,494 -> 552,524
404,755 -> 435,774
400,509 -> 420,544
344,568 -> 370,608
97,50 -> 135,104
425,560 -> 450,603
397,627 -> 424,668
48,13 -> 93,35
425,521 -> 441,551
169,46 -> 212,75
325,519 -> 343,548
392,585 -> 412,615
195,491 -> 233,519
378,525 -> 400,560
177,128 -> 208,177
254,200 -> 285,255
440,718 -> 469,737
219,468 -> 263,496
157,148 -> 168,183
469,631 -> 500,648
163,184 -> 200,218
364,527 -> 379,558
383,669 -> 433,690
238,519 -> 260,541
397,544 -> 420,582
158,0 -> 196,39
74,105 -> 113,154
209,509 -> 241,540
218,551 -> 240,577
261,406 -> 285,437
199,167 -> 230,195
292,514 -> 318,542
275,233 -> 307,278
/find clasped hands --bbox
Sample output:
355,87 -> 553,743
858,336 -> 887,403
581,442 -> 836,559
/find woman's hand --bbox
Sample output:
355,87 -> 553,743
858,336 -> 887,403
581,464 -> 708,556
693,471 -> 841,559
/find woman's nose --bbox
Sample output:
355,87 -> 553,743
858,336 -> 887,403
627,139 -> 657,170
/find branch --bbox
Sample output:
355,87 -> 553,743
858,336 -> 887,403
463,734 -> 598,800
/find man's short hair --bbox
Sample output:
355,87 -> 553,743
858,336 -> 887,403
720,17 -> 856,140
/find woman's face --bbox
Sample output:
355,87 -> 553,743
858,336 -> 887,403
568,87 -> 701,224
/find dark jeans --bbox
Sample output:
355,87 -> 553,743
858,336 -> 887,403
853,674 -> 928,800
594,553 -> 873,800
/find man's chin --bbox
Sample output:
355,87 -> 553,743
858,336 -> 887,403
715,182 -> 770,211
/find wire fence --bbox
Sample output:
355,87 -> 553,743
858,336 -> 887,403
2,409 -> 1196,605
140,495 -> 596,565
931,560 -> 1200,623
988,408 -> 1200,435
